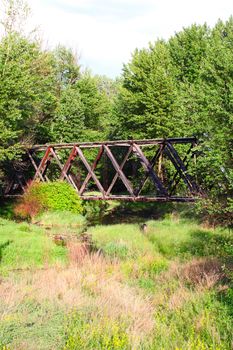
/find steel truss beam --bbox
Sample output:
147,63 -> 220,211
4,138 -> 199,202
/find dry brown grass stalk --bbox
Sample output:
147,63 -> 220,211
156,258 -> 225,289
151,257 -> 227,311
180,258 -> 225,289
67,241 -> 89,265
0,253 -> 154,346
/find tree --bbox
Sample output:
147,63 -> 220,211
51,85 -> 85,143
113,41 -> 178,140
76,72 -> 113,141
168,24 -> 210,84
53,45 -> 81,88
50,47 -> 115,143
0,33 -> 57,159
0,0 -> 57,191
170,20 -> 233,224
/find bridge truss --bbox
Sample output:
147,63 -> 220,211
4,137 -> 199,202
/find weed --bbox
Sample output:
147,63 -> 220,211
63,310 -> 130,350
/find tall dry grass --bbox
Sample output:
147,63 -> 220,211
150,257 -> 228,312
0,252 -> 154,348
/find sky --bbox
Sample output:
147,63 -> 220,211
25,0 -> 233,78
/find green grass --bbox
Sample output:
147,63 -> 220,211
35,211 -> 86,237
90,217 -> 233,269
0,218 -> 67,275
36,211 -> 86,227
0,299 -> 66,350
146,218 -> 233,259
90,223 -> 155,259
0,213 -> 233,349
151,290 -> 233,350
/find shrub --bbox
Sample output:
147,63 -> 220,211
195,198 -> 233,228
0,200 -> 15,220
83,200 -> 108,224
14,181 -> 83,219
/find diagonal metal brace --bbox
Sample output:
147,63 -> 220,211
75,146 -> 106,196
79,146 -> 104,195
164,142 -> 198,193
104,145 -> 134,196
133,143 -> 168,196
135,144 -> 165,196
106,145 -> 132,196
33,147 -> 52,181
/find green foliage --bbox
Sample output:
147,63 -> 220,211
63,311 -> 130,350
53,45 -> 81,86
114,41 -> 178,140
113,20 -> 233,225
14,181 -> 83,219
171,21 -> 233,225
0,32 -> 57,161
77,72 -> 111,133
36,211 -> 86,228
50,46 -> 85,143
169,24 -> 210,83
51,85 -> 85,143
50,68 -> 114,144
32,181 -> 83,213
0,200 -> 14,219
83,199 -> 109,224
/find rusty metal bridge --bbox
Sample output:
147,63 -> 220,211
4,137 -> 199,202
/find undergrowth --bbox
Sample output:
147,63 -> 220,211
63,310 -> 130,350
0,213 -> 233,349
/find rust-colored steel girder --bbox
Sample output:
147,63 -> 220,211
4,137 -> 199,202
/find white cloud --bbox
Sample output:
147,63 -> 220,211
24,0 -> 233,77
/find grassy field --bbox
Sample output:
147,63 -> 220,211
0,210 -> 233,349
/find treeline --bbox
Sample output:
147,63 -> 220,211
0,1 -> 232,225
115,21 -> 233,225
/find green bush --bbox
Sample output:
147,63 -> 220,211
0,200 -> 14,220
83,200 -> 108,224
14,181 -> 83,219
